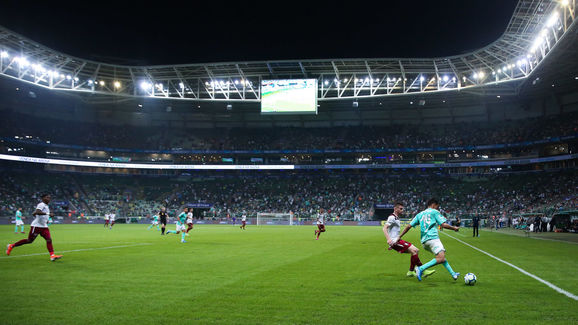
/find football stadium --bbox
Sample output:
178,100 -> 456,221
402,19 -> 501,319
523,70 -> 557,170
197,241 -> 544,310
1,1 -> 577,324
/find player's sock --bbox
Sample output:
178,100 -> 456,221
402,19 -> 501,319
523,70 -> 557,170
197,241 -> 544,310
410,254 -> 421,271
419,258 -> 438,272
14,225 -> 18,233
161,228 -> 165,235
442,260 -> 455,275
181,232 -> 186,242
166,230 -> 176,234
46,241 -> 54,254
20,226 -> 24,233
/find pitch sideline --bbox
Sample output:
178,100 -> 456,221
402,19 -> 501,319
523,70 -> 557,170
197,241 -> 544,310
442,232 -> 578,301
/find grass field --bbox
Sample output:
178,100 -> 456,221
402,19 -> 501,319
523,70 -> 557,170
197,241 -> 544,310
1,224 -> 577,325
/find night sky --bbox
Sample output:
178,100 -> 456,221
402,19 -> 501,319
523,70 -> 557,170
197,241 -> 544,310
0,0 -> 519,65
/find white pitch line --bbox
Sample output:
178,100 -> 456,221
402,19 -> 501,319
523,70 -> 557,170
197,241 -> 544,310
481,229 -> 578,245
0,243 -> 152,259
442,232 -> 578,301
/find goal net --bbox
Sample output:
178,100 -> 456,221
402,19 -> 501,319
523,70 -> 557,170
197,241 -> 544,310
256,212 -> 297,226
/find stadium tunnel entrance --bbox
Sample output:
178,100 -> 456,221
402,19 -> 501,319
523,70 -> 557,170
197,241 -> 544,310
373,204 -> 394,220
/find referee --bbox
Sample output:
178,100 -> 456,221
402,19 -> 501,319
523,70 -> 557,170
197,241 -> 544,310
472,216 -> 480,237
159,207 -> 168,235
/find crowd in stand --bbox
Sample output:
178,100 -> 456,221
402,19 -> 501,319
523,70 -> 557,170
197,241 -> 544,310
1,111 -> 577,151
1,171 -> 576,229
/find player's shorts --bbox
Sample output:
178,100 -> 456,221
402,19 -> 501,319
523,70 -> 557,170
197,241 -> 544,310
104,220 -> 109,224
423,238 -> 445,255
242,221 -> 246,225
152,221 -> 159,225
111,221 -> 115,225
391,239 -> 412,253
160,218 -> 167,226
15,219 -> 24,226
317,224 -> 325,232
176,223 -> 186,232
27,226 -> 52,242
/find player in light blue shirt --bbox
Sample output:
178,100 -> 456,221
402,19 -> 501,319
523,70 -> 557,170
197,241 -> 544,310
397,198 -> 460,281
14,208 -> 25,233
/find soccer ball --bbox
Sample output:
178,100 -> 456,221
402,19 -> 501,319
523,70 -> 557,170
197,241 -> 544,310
464,273 -> 477,286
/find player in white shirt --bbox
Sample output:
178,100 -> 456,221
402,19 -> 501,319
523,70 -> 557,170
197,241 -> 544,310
6,194 -> 62,261
383,202 -> 435,278
185,209 -> 194,235
314,209 -> 326,240
240,212 -> 247,230
109,213 -> 116,230
104,213 -> 110,228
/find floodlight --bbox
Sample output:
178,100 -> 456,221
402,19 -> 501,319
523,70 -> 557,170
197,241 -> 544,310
442,75 -> 449,82
0,51 -> 8,58
419,76 -> 425,82
547,11 -> 559,27
114,81 -> 121,88
16,57 -> 29,66
99,80 -> 105,86
140,81 -> 151,90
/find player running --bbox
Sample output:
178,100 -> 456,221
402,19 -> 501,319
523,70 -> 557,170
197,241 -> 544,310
6,194 -> 62,261
109,213 -> 115,230
148,214 -> 160,231
104,214 -> 110,228
397,198 -> 460,281
315,209 -> 326,240
14,208 -> 25,233
186,209 -> 194,235
240,211 -> 247,230
166,208 -> 187,243
383,202 -> 435,278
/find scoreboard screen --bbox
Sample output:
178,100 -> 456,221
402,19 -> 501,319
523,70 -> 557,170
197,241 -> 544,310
261,79 -> 318,114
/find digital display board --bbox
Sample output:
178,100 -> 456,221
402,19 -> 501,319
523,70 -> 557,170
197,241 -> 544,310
261,79 -> 317,114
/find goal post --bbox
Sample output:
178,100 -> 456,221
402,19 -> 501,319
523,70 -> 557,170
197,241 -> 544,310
256,212 -> 298,226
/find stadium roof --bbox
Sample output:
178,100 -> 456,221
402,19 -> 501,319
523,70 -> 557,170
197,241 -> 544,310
0,0 -> 576,102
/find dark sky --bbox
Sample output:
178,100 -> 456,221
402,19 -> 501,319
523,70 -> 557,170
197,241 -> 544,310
0,0 -> 519,65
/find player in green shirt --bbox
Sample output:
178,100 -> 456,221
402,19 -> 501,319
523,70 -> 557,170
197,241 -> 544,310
147,214 -> 160,231
397,198 -> 460,281
14,208 -> 25,233
166,208 -> 188,243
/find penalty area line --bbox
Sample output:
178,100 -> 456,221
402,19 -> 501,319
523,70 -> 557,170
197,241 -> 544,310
0,243 -> 152,259
442,232 -> 578,301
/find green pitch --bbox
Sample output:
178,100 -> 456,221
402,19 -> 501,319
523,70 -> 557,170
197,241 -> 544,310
1,225 -> 577,324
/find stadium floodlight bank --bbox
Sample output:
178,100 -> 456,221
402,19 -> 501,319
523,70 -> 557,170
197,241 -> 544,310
0,0 -> 576,101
